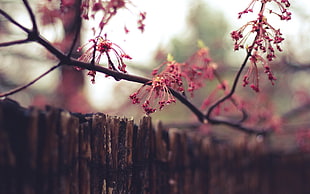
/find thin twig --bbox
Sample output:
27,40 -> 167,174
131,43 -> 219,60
22,0 -> 38,33
203,3 -> 269,134
169,88 -> 205,122
205,0 -> 264,121
0,64 -> 61,97
213,70 -> 249,123
205,116 -> 270,135
0,39 -> 29,47
206,49 -> 252,120
67,0 -> 82,57
36,35 -> 70,63
68,27 -> 81,57
0,9 -> 30,33
0,2 -> 267,134
35,30 -> 263,131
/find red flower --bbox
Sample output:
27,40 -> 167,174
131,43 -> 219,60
81,0 -> 146,34
232,0 -> 290,91
130,59 -> 183,114
77,35 -> 131,83
242,52 -> 276,92
183,47 -> 216,96
130,46 -> 216,115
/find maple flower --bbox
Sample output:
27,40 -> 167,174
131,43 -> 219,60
183,46 -> 216,96
242,51 -> 277,92
130,59 -> 183,115
81,0 -> 146,34
130,45 -> 216,115
77,35 -> 131,83
231,0 -> 291,92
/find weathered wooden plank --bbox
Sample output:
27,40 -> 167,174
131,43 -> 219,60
116,118 -> 129,193
22,107 -> 39,194
131,116 -> 152,194
125,119 -> 134,193
1,98 -> 310,194
90,113 -> 106,194
58,111 -> 79,194
0,99 -> 19,194
79,121 -> 91,194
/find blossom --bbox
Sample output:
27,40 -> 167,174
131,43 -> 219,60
130,60 -> 183,114
81,0 -> 146,34
130,45 -> 216,115
231,0 -> 291,92
242,51 -> 277,92
239,93 -> 282,131
237,0 -> 291,21
201,81 -> 230,115
77,35 -> 131,83
183,47 -> 216,96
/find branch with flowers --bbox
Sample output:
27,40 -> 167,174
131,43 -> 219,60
0,0 -> 292,135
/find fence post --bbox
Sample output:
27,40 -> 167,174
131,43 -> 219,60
1,98 -> 310,194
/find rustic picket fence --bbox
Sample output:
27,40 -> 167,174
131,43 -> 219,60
0,98 -> 310,194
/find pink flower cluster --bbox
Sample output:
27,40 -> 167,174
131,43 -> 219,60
77,35 -> 131,83
237,0 -> 291,21
231,0 -> 291,92
184,48 -> 216,97
81,0 -> 146,33
130,48 -> 216,115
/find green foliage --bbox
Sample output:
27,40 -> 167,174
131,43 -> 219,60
169,0 -> 229,63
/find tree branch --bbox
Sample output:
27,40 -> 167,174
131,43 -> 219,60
29,33 -> 206,121
18,18 -> 263,134
0,39 -> 29,47
0,63 -> 61,97
67,0 -> 82,57
0,8 -> 30,33
0,0 -> 270,135
22,0 -> 38,33
206,49 -> 252,120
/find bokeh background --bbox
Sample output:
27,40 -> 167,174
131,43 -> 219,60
1,0 -> 310,128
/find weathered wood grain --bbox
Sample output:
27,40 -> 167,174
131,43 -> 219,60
0,98 -> 310,194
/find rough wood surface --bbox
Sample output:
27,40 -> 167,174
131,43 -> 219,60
0,98 -> 310,194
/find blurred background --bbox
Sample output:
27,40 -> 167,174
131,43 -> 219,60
1,0 -> 310,129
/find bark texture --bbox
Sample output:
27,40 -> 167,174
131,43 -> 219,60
0,98 -> 309,194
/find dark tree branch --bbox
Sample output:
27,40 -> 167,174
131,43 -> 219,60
205,116 -> 271,135
0,39 -> 29,47
206,49 -> 252,121
68,59 -> 151,84
67,0 -> 82,57
213,70 -> 249,123
0,0 -> 270,135
22,0 -> 38,33
0,9 -> 30,33
0,63 -> 61,97
67,25 -> 81,57
169,89 -> 205,122
36,35 -> 71,63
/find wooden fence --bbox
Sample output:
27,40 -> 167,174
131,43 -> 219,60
0,98 -> 310,194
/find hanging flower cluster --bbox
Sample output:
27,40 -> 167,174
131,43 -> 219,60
77,35 -> 132,83
130,46 -> 216,115
184,46 -> 217,96
231,0 -> 291,92
81,0 -> 146,33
